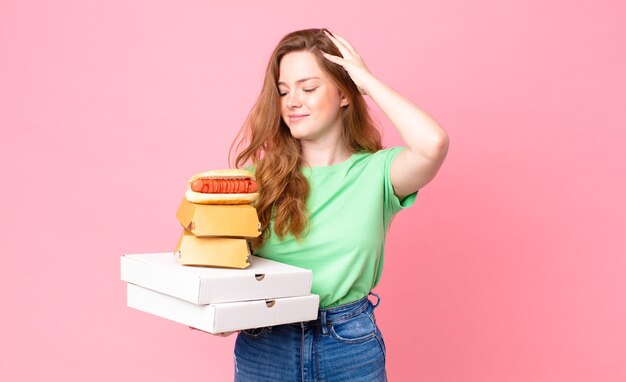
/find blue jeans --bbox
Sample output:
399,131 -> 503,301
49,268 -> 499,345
234,293 -> 387,381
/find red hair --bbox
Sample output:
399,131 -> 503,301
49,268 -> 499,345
231,28 -> 382,248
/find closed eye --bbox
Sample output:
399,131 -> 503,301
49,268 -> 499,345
278,86 -> 318,96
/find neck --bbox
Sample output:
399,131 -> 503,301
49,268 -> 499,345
301,139 -> 351,167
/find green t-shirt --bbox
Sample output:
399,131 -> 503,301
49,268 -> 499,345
253,147 -> 417,308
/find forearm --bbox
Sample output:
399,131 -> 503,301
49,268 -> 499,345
363,76 -> 449,159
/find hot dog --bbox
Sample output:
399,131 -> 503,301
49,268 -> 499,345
191,178 -> 258,194
184,169 -> 258,205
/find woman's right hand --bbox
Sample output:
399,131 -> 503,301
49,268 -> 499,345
188,326 -> 239,337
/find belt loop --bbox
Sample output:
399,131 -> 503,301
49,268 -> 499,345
368,291 -> 381,309
320,310 -> 329,335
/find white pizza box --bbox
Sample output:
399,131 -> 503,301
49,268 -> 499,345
127,283 -> 319,333
120,252 -> 313,305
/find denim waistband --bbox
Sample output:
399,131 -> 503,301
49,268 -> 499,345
300,292 -> 381,329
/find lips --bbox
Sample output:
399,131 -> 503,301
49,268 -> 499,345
288,113 -> 310,122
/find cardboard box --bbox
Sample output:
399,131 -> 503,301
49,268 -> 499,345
176,198 -> 261,238
127,283 -> 319,333
175,230 -> 251,268
120,252 -> 314,304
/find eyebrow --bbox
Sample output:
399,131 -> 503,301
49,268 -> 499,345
276,77 -> 321,86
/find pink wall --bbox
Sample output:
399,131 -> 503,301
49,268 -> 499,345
2,1 -> 625,381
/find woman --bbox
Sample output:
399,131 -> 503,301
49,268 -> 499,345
229,28 -> 448,381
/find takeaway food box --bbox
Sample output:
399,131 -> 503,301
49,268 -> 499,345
127,283 -> 319,333
176,198 -> 261,238
121,252 -> 319,333
174,230 -> 251,269
174,198 -> 262,268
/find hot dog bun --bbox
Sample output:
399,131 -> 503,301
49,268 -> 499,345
185,169 -> 258,205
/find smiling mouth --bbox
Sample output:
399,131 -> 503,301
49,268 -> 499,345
288,114 -> 309,122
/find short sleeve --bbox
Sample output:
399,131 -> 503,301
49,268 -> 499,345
383,147 -> 418,228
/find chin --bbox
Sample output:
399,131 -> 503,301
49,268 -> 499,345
287,127 -> 310,140
289,132 -> 308,140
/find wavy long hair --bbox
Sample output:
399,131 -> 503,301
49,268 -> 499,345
230,28 -> 382,248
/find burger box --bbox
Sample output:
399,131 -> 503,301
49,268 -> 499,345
176,198 -> 261,238
175,229 -> 251,269
127,283 -> 320,333
120,252 -> 314,304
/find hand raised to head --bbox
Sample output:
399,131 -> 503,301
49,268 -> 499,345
322,30 -> 374,95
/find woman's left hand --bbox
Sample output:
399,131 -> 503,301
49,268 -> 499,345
323,30 -> 449,199
322,30 -> 375,95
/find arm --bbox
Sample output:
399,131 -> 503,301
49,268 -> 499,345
323,31 -> 449,199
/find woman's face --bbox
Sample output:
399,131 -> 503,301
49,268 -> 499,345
277,51 -> 348,142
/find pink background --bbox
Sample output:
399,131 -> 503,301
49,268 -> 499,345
2,0 -> 625,381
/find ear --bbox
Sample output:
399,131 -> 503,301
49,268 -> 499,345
339,92 -> 349,108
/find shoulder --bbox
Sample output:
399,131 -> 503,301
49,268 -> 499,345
353,147 -> 406,167
376,146 -> 406,157
340,147 -> 407,182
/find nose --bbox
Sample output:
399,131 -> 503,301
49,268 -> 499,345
286,91 -> 301,109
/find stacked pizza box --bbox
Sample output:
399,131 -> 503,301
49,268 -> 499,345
121,252 -> 320,333
120,170 -> 320,333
